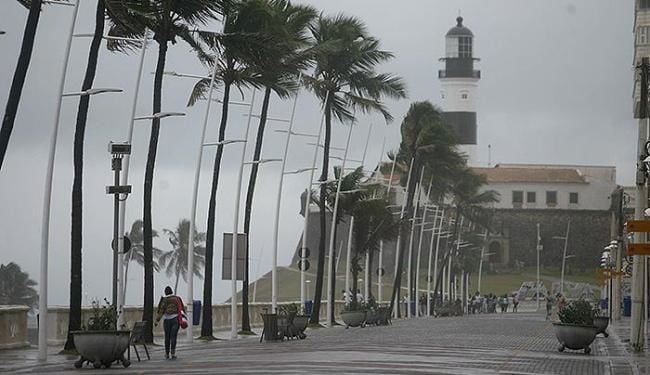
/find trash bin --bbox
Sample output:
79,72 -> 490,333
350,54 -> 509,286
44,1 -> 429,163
192,300 -> 201,325
623,296 -> 632,317
303,300 -> 313,316
410,301 -> 416,316
261,313 -> 279,341
600,298 -> 608,310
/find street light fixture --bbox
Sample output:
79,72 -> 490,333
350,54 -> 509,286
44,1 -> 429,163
274,129 -> 318,138
202,139 -> 246,147
307,142 -> 345,151
133,111 -> 185,120
284,167 -> 317,175
243,158 -> 282,165
62,88 -> 123,97
162,71 -> 211,80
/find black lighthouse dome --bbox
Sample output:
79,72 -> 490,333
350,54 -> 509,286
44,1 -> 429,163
446,16 -> 473,37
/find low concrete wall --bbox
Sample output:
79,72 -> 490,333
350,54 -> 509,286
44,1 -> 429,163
46,301 -> 345,345
0,305 -> 30,349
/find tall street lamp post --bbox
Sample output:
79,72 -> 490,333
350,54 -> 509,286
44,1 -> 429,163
161,69 -> 221,341
326,121 -> 356,328
552,220 -> 571,295
38,0 -> 81,362
229,90 -> 257,339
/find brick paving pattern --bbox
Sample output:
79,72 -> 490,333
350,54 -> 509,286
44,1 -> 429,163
0,310 -> 644,374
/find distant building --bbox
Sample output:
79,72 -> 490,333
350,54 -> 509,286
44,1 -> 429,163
472,164 -> 617,271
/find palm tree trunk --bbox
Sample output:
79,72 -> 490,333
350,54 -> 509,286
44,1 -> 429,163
388,160 -> 419,316
310,97 -> 332,325
143,39 -> 168,343
367,248 -> 374,299
0,0 -> 42,171
64,0 -> 105,352
122,251 -> 132,300
201,81 -> 232,339
241,87 -> 271,333
351,267 -> 359,310
432,209 -> 461,312
328,222 -> 339,323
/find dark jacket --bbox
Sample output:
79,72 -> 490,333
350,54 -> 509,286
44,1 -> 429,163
156,295 -> 186,322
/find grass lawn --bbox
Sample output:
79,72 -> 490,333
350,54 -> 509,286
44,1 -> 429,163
467,267 -> 600,297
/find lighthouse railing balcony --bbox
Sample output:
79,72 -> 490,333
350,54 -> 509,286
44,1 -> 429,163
438,70 -> 481,79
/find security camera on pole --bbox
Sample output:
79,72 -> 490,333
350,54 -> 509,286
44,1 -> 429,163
107,143 -> 132,311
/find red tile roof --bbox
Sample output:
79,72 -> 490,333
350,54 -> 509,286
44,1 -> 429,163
472,167 -> 587,184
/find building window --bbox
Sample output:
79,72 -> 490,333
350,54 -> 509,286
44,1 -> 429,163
546,191 -> 557,206
512,191 -> 523,207
461,93 -> 468,99
638,26 -> 650,45
526,192 -> 536,203
641,0 -> 650,10
458,37 -> 472,58
569,192 -> 579,205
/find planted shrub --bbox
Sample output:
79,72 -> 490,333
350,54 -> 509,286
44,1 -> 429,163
558,300 -> 596,326
84,298 -> 117,331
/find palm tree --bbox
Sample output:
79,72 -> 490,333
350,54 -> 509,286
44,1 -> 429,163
238,0 -> 316,335
305,14 -> 406,325
159,219 -> 206,292
0,262 -> 38,308
186,0 -> 274,339
104,0 -> 225,343
349,197 -> 399,310
431,167 -> 499,313
323,165 -> 367,322
0,0 -> 46,171
64,0 -> 106,352
122,220 -> 163,300
387,101 -> 465,317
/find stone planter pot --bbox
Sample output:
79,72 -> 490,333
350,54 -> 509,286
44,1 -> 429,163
594,316 -> 609,337
365,310 -> 378,325
341,310 -> 366,328
552,322 -> 598,354
71,330 -> 131,368
293,315 -> 309,332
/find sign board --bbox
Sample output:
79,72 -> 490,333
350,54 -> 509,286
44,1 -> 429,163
111,236 -> 132,254
628,243 -> 650,256
222,233 -> 247,281
627,220 -> 650,232
298,259 -> 310,271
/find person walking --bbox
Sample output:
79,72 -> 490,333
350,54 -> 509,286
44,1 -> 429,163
546,293 -> 555,320
512,293 -> 519,313
155,286 -> 186,360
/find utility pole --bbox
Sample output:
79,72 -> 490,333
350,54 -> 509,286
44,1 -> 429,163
631,57 -> 649,351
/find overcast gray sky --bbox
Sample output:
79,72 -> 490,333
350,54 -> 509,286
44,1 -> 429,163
0,0 -> 636,305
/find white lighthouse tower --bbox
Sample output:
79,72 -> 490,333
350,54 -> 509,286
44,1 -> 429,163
439,16 -> 481,165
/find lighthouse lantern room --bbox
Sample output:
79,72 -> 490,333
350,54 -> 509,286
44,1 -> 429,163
438,16 -> 481,165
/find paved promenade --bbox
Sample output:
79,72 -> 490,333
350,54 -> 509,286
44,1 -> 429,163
2,308 -> 649,374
